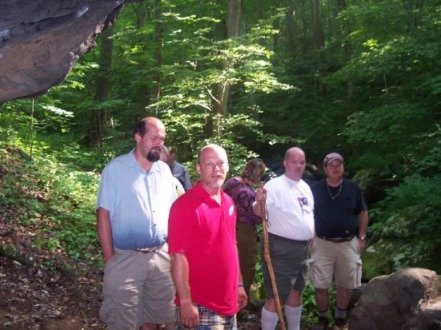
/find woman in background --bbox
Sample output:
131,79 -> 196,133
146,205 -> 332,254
224,158 -> 266,303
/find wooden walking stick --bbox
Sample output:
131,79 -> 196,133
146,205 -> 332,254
260,198 -> 286,330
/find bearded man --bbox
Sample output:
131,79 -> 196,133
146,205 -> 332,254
96,117 -> 178,330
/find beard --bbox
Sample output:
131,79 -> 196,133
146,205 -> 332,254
146,148 -> 160,162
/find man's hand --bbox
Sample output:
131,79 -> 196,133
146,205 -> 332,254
252,188 -> 267,217
255,187 -> 267,202
179,301 -> 199,328
238,287 -> 248,310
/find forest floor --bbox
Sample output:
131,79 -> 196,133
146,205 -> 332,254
0,211 -> 103,330
0,215 -> 319,329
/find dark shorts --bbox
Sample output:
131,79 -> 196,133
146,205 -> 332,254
260,233 -> 310,302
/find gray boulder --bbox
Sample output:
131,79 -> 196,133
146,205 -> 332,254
0,0 -> 138,103
349,268 -> 441,330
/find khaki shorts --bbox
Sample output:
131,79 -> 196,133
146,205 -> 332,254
99,244 -> 175,330
309,237 -> 362,289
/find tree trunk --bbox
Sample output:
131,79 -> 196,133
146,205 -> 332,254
150,0 -> 163,114
89,27 -> 113,149
312,0 -> 325,92
133,1 -> 148,28
285,3 -> 296,56
312,0 -> 324,56
335,0 -> 354,108
210,0 -> 242,137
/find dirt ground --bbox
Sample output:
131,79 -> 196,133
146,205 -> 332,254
0,214 -> 104,330
0,205 -> 319,330
0,220 -> 264,330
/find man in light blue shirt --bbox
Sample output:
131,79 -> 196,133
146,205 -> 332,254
96,117 -> 178,330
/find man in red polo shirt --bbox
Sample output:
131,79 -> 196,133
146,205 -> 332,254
168,144 -> 247,328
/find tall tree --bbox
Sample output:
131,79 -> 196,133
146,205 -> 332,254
88,27 -> 113,148
150,0 -> 163,110
210,0 -> 242,137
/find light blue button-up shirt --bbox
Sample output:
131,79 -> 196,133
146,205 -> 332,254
96,150 -> 178,249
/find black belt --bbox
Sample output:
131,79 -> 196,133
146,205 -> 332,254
268,233 -> 310,245
135,241 -> 166,253
318,235 -> 354,243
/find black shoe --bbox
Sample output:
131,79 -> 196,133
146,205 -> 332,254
316,316 -> 329,330
334,317 -> 346,328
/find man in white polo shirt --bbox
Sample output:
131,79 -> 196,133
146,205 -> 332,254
96,117 -> 178,330
253,147 -> 314,330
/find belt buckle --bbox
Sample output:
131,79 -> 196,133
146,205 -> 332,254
136,241 -> 165,253
136,247 -> 156,253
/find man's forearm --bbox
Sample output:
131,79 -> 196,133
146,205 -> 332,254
96,207 -> 114,263
171,253 -> 192,302
358,211 -> 369,238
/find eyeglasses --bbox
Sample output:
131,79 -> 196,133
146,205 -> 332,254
202,161 -> 228,170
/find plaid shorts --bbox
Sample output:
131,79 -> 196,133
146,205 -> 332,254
176,304 -> 237,329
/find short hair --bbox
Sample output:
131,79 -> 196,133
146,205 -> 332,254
197,144 -> 227,163
241,158 -> 266,184
284,147 -> 305,160
133,117 -> 149,137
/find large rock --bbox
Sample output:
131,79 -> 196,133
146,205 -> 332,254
0,0 -> 138,103
349,268 -> 441,330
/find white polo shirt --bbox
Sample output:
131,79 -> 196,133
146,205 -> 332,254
264,174 -> 314,241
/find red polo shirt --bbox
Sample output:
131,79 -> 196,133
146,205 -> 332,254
168,181 -> 239,316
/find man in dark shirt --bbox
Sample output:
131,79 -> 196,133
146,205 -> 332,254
168,147 -> 192,191
310,152 -> 369,329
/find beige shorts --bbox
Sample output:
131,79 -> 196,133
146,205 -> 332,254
309,237 -> 362,289
99,244 -> 175,330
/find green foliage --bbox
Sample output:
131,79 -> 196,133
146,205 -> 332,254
368,127 -> 441,272
370,174 -> 441,271
1,0 -> 440,283
0,245 -> 20,262
302,282 -> 319,323
0,135 -> 100,264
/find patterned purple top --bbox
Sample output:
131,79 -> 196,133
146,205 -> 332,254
223,177 -> 261,226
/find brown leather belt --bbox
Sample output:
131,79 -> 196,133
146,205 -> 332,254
319,235 -> 354,243
135,242 -> 166,253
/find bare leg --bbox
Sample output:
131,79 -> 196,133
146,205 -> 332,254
285,289 -> 302,308
140,323 -> 159,330
315,288 -> 330,329
140,323 -> 175,330
335,286 -> 350,310
164,323 -> 176,330
315,288 -> 329,312
263,298 -> 276,312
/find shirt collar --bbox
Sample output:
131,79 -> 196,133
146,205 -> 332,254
192,181 -> 227,205
128,149 -> 161,174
